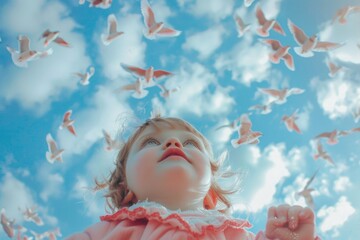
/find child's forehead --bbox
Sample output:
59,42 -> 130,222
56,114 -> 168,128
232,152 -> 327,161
139,122 -> 197,137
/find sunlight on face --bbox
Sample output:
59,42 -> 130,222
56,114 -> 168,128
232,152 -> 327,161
125,122 -> 212,210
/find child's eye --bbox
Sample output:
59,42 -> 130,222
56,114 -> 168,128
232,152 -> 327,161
143,138 -> 160,146
183,139 -> 199,148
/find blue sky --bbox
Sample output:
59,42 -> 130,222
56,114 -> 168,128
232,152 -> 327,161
1,0 -> 360,239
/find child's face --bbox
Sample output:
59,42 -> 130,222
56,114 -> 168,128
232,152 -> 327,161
125,123 -> 212,210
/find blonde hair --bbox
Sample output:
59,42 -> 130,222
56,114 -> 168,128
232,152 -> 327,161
96,117 -> 241,214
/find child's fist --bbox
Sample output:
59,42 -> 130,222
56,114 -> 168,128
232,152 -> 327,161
265,204 -> 315,240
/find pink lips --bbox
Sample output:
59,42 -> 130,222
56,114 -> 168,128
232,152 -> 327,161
159,147 -> 189,163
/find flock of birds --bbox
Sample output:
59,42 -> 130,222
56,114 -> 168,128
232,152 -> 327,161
2,0 -> 360,239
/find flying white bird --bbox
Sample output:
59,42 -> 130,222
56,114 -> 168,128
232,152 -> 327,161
102,129 -> 123,151
80,0 -> 112,9
118,78 -> 149,99
74,66 -> 95,86
7,35 -> 53,68
332,5 -> 360,24
121,63 -> 173,87
296,169 -> 319,209
255,5 -> 285,37
288,19 -> 344,57
1,208 -> 15,238
101,14 -> 124,46
40,29 -> 70,47
46,133 -> 64,164
20,206 -> 44,226
59,110 -> 77,136
262,39 -> 295,71
30,230 -> 48,240
326,59 -> 343,77
231,114 -> 262,148
282,109 -> 301,134
313,140 -> 334,165
258,87 -> 305,105
248,101 -> 274,115
314,129 -> 349,145
140,0 -> 181,39
234,13 -> 250,37
156,84 -> 180,99
43,227 -> 62,240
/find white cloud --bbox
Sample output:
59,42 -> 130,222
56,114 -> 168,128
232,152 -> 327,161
0,173 -> 35,221
317,196 -> 355,237
179,0 -> 235,21
151,0 -> 175,23
37,163 -> 64,202
333,176 -> 351,192
96,13 -> 146,80
214,38 -> 272,86
154,59 -> 235,117
230,143 -> 290,212
182,25 -> 226,59
310,76 -> 360,119
319,14 -> 360,64
0,0 -> 90,115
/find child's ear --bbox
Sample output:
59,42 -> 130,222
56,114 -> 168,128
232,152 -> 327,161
203,188 -> 217,210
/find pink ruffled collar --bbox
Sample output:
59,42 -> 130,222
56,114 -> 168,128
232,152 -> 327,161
100,201 -> 252,237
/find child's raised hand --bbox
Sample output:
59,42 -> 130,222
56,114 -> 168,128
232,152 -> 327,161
264,204 -> 315,240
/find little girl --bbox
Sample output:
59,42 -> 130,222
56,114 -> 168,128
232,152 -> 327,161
66,117 -> 319,240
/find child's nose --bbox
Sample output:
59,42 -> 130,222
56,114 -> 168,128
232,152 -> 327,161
163,137 -> 182,149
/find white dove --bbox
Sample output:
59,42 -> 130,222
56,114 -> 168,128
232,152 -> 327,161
156,84 -> 180,99
288,19 -> 344,57
262,39 -> 295,71
282,109 -> 302,134
313,140 -> 334,165
121,63 -> 173,88
258,87 -> 305,105
21,206 -> 43,226
44,227 -> 62,240
314,129 -> 349,145
7,35 -> 53,68
74,66 -> 95,86
59,110 -> 77,136
102,129 -> 123,151
326,59 -> 343,77
295,169 -> 319,209
101,14 -> 124,46
141,0 -> 181,39
255,5 -> 285,37
1,208 -> 15,238
119,78 -> 149,99
234,13 -> 250,37
332,5 -> 360,24
46,133 -> 64,164
231,114 -> 262,148
40,29 -> 70,47
81,0 -> 112,9
248,101 -> 274,115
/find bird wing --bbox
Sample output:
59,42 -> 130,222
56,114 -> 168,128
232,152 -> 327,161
273,21 -> 285,35
121,63 -> 146,77
63,110 -> 72,122
141,0 -> 156,28
153,69 -> 173,78
287,19 -> 308,45
263,39 -> 281,50
314,41 -> 343,52
255,6 -> 266,25
108,14 -> 117,34
54,37 -> 70,47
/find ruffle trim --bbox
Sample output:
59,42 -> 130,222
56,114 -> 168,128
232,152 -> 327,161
100,201 -> 252,237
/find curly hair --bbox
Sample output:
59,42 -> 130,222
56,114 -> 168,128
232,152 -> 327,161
95,117 -> 241,214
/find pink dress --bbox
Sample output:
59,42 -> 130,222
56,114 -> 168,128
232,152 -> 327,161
66,201 -> 262,240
